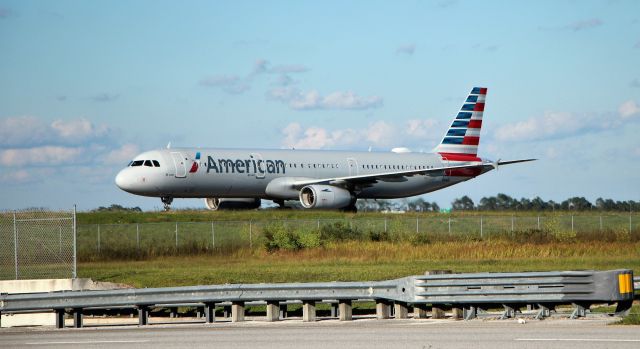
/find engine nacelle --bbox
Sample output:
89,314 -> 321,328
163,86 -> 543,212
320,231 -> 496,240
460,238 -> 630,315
299,185 -> 353,209
204,198 -> 261,210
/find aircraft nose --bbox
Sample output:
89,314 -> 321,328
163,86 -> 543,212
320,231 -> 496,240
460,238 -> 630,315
115,169 -> 133,191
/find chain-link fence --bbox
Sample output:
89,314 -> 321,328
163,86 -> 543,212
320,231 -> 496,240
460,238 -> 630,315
76,214 -> 639,260
0,208 -> 76,280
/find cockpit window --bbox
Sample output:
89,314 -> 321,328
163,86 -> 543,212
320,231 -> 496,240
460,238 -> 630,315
152,160 -> 160,167
131,160 -> 144,167
127,161 -> 133,166
144,160 -> 153,167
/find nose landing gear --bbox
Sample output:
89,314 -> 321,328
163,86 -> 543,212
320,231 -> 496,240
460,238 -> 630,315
161,196 -> 173,211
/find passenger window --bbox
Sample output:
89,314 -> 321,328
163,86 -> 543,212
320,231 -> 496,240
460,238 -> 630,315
131,160 -> 144,167
144,160 -> 153,167
152,160 -> 160,167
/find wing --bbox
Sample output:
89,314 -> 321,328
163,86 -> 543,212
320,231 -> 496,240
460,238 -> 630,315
291,158 -> 536,189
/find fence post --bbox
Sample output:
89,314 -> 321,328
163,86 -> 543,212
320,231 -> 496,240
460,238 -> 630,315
97,224 -> 101,253
72,205 -> 77,279
537,216 -> 540,230
13,211 -> 18,280
59,227 -> 62,255
136,224 -> 140,251
599,216 -> 603,232
416,217 -> 419,233
385,218 -> 387,232
249,221 -> 253,248
448,217 -> 451,234
480,216 -> 483,238
211,222 -> 215,251
630,214 -> 633,233
175,222 -> 178,249
511,216 -> 514,232
317,219 -> 320,230
571,215 -> 574,232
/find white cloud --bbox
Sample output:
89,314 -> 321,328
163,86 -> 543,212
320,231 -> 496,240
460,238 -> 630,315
199,75 -> 250,94
618,100 -> 640,118
268,87 -> 383,110
567,18 -> 602,31
0,116 -> 111,147
0,146 -> 85,167
396,44 -> 416,55
103,143 -> 140,165
493,101 -> 640,143
281,118 -> 440,149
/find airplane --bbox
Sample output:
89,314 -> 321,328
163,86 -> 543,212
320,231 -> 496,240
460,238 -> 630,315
115,87 -> 535,211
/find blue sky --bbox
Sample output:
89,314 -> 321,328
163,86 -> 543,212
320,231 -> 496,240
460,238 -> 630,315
1,0 -> 639,211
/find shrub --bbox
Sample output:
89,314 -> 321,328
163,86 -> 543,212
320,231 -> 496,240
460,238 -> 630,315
319,222 -> 362,242
262,223 -> 320,252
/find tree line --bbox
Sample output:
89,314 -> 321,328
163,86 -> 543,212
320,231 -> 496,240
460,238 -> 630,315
357,194 -> 640,212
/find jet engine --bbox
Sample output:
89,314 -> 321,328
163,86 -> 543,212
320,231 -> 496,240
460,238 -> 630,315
204,198 -> 261,210
299,185 -> 353,209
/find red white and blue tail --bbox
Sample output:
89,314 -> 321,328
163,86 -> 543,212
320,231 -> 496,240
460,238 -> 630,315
434,87 -> 487,157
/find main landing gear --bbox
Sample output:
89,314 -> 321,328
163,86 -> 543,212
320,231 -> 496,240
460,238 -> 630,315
161,196 -> 173,211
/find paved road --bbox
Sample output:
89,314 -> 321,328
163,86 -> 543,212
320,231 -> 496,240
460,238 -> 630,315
1,318 -> 639,349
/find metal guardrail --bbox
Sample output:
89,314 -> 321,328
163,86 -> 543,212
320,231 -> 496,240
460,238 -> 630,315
0,269 -> 634,328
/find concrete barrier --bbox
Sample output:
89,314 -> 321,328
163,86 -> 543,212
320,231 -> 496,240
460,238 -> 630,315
0,278 -> 128,328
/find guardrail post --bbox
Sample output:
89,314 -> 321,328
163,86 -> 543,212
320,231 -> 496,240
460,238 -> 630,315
231,301 -> 245,322
499,305 -> 515,320
431,305 -> 445,319
451,306 -> 463,320
170,307 -> 178,318
138,306 -> 149,326
55,309 -> 65,329
394,302 -> 408,319
280,303 -> 288,319
303,301 -> 316,322
73,308 -> 83,328
223,305 -> 231,318
570,303 -> 588,319
375,300 -> 391,319
463,306 -> 477,320
204,302 -> 215,323
266,301 -> 280,322
534,304 -> 551,320
413,304 -> 428,319
338,300 -> 352,321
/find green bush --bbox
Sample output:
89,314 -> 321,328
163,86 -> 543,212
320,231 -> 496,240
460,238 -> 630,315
319,222 -> 362,242
262,223 -> 320,252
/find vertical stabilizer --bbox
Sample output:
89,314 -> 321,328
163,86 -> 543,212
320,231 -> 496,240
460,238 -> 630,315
434,87 -> 487,157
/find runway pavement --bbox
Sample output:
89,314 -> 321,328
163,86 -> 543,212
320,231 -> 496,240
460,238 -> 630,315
1,317 -> 639,349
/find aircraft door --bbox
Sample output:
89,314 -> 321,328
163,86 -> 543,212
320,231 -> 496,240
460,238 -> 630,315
347,157 -> 358,176
251,152 -> 265,179
170,152 -> 187,178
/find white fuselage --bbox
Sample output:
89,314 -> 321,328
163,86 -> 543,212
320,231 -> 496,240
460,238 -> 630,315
115,148 -> 490,200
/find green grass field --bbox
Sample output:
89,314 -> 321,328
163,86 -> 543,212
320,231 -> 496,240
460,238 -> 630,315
79,240 -> 640,288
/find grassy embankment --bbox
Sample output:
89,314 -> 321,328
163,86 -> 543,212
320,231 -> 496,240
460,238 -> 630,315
78,210 -> 640,288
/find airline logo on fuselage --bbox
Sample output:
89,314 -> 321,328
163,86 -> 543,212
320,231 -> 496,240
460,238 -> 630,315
206,155 -> 285,175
